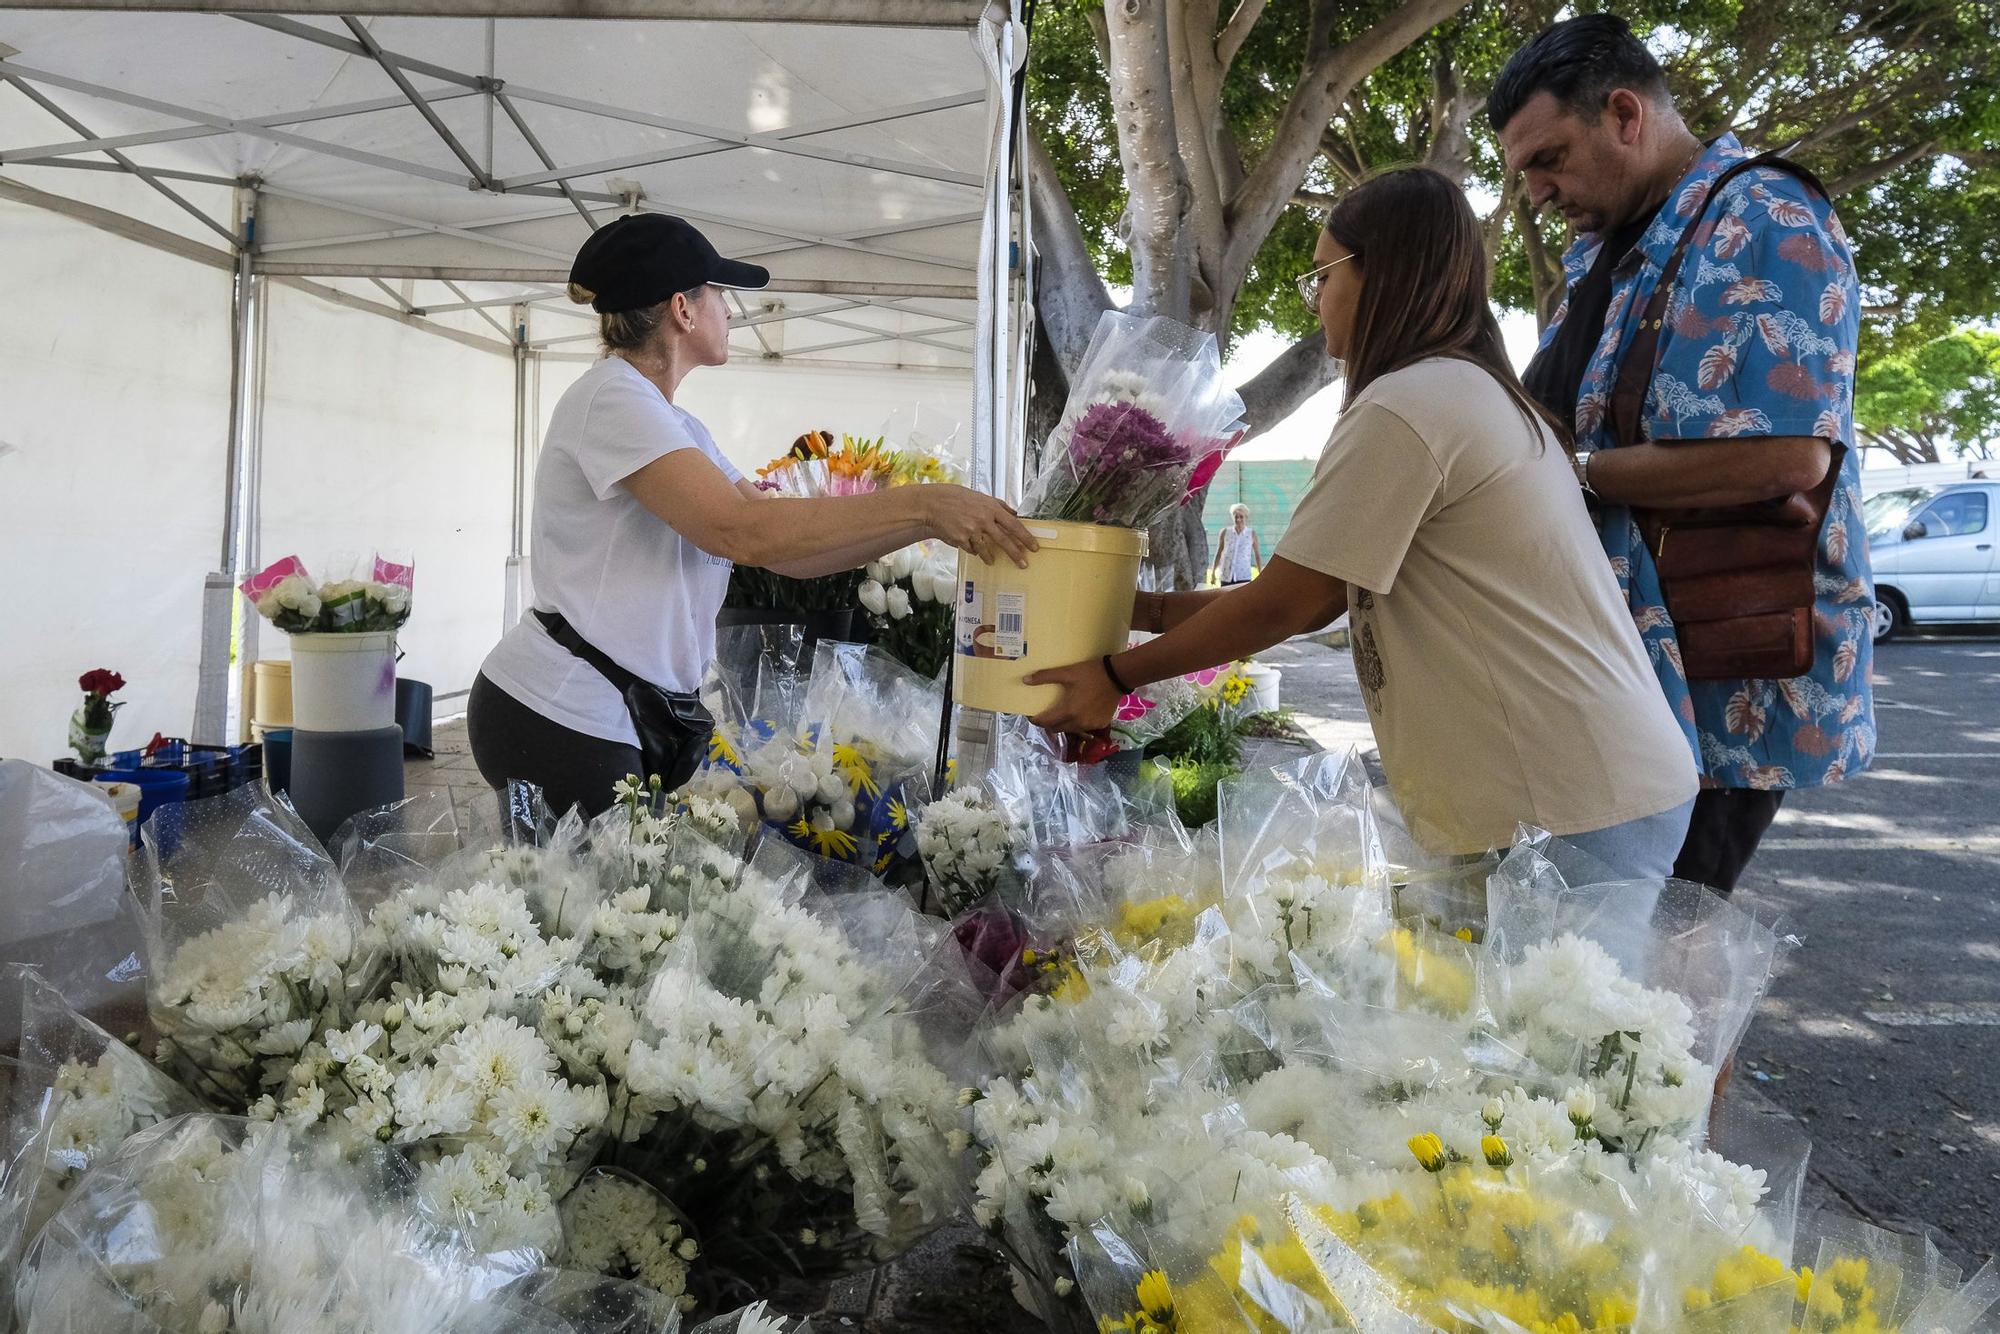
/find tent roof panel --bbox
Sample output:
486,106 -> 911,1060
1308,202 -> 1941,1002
1,5 -> 1004,371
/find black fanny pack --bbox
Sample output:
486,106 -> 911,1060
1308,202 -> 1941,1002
533,609 -> 713,792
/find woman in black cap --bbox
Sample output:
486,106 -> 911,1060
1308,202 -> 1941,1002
469,213 -> 1034,818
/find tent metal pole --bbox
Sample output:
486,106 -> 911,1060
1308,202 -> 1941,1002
194,187 -> 262,744
506,304 -> 530,629
0,74 -> 237,245
340,16 -> 498,190
3,86 -> 480,164
0,59 -> 478,189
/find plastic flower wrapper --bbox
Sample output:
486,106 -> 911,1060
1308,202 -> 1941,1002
688,1301 -> 815,1333
1215,749 -> 1390,904
558,1166 -> 701,1314
1283,1135 -> 1795,1334
607,835 -> 963,1299
979,712 -> 1133,861
14,1113 -> 671,1333
136,783 -> 370,1108
0,968 -> 202,1305
1792,1215 -> 1996,1333
1481,835 -> 1794,1153
1019,310 -> 1248,530
1068,1201 -> 1359,1334
1899,1254 -> 2000,1334
702,641 -> 938,881
235,551 -> 413,634
331,787 -> 467,905
913,784 -> 1030,917
1108,661 -> 1259,755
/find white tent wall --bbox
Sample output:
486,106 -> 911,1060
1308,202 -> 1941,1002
252,281 -> 516,719
0,197 -> 234,764
1,2 -> 1024,759
535,355 -> 975,478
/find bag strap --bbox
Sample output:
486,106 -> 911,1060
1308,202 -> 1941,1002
534,608 -> 643,694
1609,150 -> 1833,449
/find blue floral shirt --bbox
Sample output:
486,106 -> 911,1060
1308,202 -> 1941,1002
1543,133 -> 1875,790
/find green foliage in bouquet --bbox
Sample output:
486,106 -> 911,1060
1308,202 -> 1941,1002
1144,756 -> 1239,829
722,564 -> 865,616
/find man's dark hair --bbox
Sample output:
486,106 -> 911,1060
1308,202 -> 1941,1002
1486,13 -> 1670,133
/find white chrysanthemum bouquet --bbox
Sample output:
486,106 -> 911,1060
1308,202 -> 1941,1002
911,786 -> 1028,917
961,749 -> 1828,1333
14,1113 -> 680,1333
117,777 -> 968,1318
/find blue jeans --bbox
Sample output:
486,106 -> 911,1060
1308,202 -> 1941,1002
1561,798 -> 1696,882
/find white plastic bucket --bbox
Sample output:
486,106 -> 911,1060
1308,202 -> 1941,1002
954,519 -> 1147,717
288,632 -> 397,732
1243,662 -> 1282,714
90,779 -> 141,836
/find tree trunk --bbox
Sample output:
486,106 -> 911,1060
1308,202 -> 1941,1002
1516,197 -> 1567,329
1104,0 -> 1193,317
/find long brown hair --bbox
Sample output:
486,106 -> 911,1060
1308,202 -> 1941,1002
1325,166 -> 1565,446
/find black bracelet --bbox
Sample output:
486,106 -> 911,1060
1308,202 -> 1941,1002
1101,653 -> 1134,695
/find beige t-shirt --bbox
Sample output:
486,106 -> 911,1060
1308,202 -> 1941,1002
1275,356 -> 1697,855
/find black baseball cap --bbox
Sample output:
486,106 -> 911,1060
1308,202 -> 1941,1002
569,213 -> 770,313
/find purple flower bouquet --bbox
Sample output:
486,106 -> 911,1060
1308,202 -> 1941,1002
1020,312 -> 1247,529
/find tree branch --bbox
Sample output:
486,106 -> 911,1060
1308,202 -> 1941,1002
1167,0 -> 1231,325
1216,0 -> 1268,73
1105,0 -> 1193,317
1828,138 -> 1941,196
1223,0 -> 1468,295
1237,331 -> 1338,439
1422,57 -> 1480,186
1026,131 -> 1113,374
1084,5 -> 1112,71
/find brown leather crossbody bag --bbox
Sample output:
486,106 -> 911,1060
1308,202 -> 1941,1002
1610,151 -> 1844,681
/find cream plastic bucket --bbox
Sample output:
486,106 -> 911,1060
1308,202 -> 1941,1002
252,659 -> 294,731
954,519 -> 1147,717
288,632 -> 396,732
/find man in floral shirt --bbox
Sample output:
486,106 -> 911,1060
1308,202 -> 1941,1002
1490,15 -> 1875,892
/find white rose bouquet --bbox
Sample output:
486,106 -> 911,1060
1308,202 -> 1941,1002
859,541 -> 956,678
236,553 -> 414,634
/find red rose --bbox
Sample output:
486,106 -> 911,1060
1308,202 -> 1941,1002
78,669 -> 126,698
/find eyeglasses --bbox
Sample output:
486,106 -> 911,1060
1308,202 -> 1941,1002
1295,253 -> 1354,308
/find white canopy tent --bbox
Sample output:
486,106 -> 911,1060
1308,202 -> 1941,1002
0,1 -> 1029,757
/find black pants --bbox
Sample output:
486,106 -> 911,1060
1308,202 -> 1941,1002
1672,788 -> 1787,894
466,673 -> 640,821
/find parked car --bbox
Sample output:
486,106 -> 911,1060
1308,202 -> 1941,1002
1866,479 -> 2000,641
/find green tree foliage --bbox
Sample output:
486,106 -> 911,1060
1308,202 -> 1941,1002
1027,0 -> 2000,359
1854,328 -> 2000,463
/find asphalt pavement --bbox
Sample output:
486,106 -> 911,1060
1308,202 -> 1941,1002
1276,626 -> 2000,1270
1734,628 -> 2000,1268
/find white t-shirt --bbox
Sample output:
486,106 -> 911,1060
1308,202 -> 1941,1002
479,357 -> 743,745
1274,357 -> 1697,855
